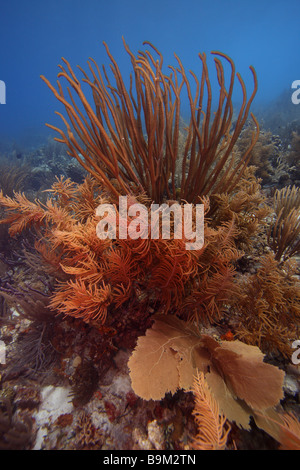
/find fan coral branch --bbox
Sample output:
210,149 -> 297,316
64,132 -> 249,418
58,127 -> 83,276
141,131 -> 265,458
191,370 -> 231,450
0,191 -> 46,236
49,279 -> 111,324
275,412 -> 300,450
254,410 -> 300,450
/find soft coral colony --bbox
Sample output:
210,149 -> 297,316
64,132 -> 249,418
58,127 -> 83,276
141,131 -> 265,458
0,38 -> 299,450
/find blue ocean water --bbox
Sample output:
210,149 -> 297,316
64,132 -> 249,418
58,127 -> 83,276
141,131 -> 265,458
0,0 -> 299,150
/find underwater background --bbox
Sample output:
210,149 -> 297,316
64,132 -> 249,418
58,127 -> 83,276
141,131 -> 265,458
0,0 -> 299,452
1,0 -> 300,148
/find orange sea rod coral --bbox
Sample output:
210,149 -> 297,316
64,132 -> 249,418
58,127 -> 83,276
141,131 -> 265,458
40,38 -> 259,205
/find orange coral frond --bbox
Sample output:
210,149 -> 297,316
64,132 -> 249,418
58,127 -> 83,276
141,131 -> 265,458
103,246 -> 139,286
191,370 -> 231,450
148,255 -> 185,312
276,412 -> 300,450
50,279 -> 111,324
113,283 -> 132,308
43,198 -> 75,230
255,410 -> 300,450
46,175 -> 78,203
34,239 -> 63,271
0,190 -> 46,236
60,251 -> 105,285
182,261 -> 236,324
0,189 -> 77,236
72,176 -> 106,221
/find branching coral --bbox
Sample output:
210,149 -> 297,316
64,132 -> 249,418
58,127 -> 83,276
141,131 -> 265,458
0,280 -> 59,378
70,360 -> 99,407
0,159 -> 30,197
50,279 -> 111,323
236,124 -> 276,184
286,131 -> 300,177
267,185 -> 300,262
213,166 -> 271,250
191,371 -> 231,450
40,38 -> 259,205
0,176 -> 240,327
231,252 -> 300,357
272,412 -> 300,450
0,397 -> 34,450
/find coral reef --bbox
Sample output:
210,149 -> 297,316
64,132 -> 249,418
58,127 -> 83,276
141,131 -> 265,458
0,40 -> 299,450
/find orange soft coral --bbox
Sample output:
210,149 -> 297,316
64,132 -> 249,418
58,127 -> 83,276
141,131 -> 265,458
0,176 -> 239,327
